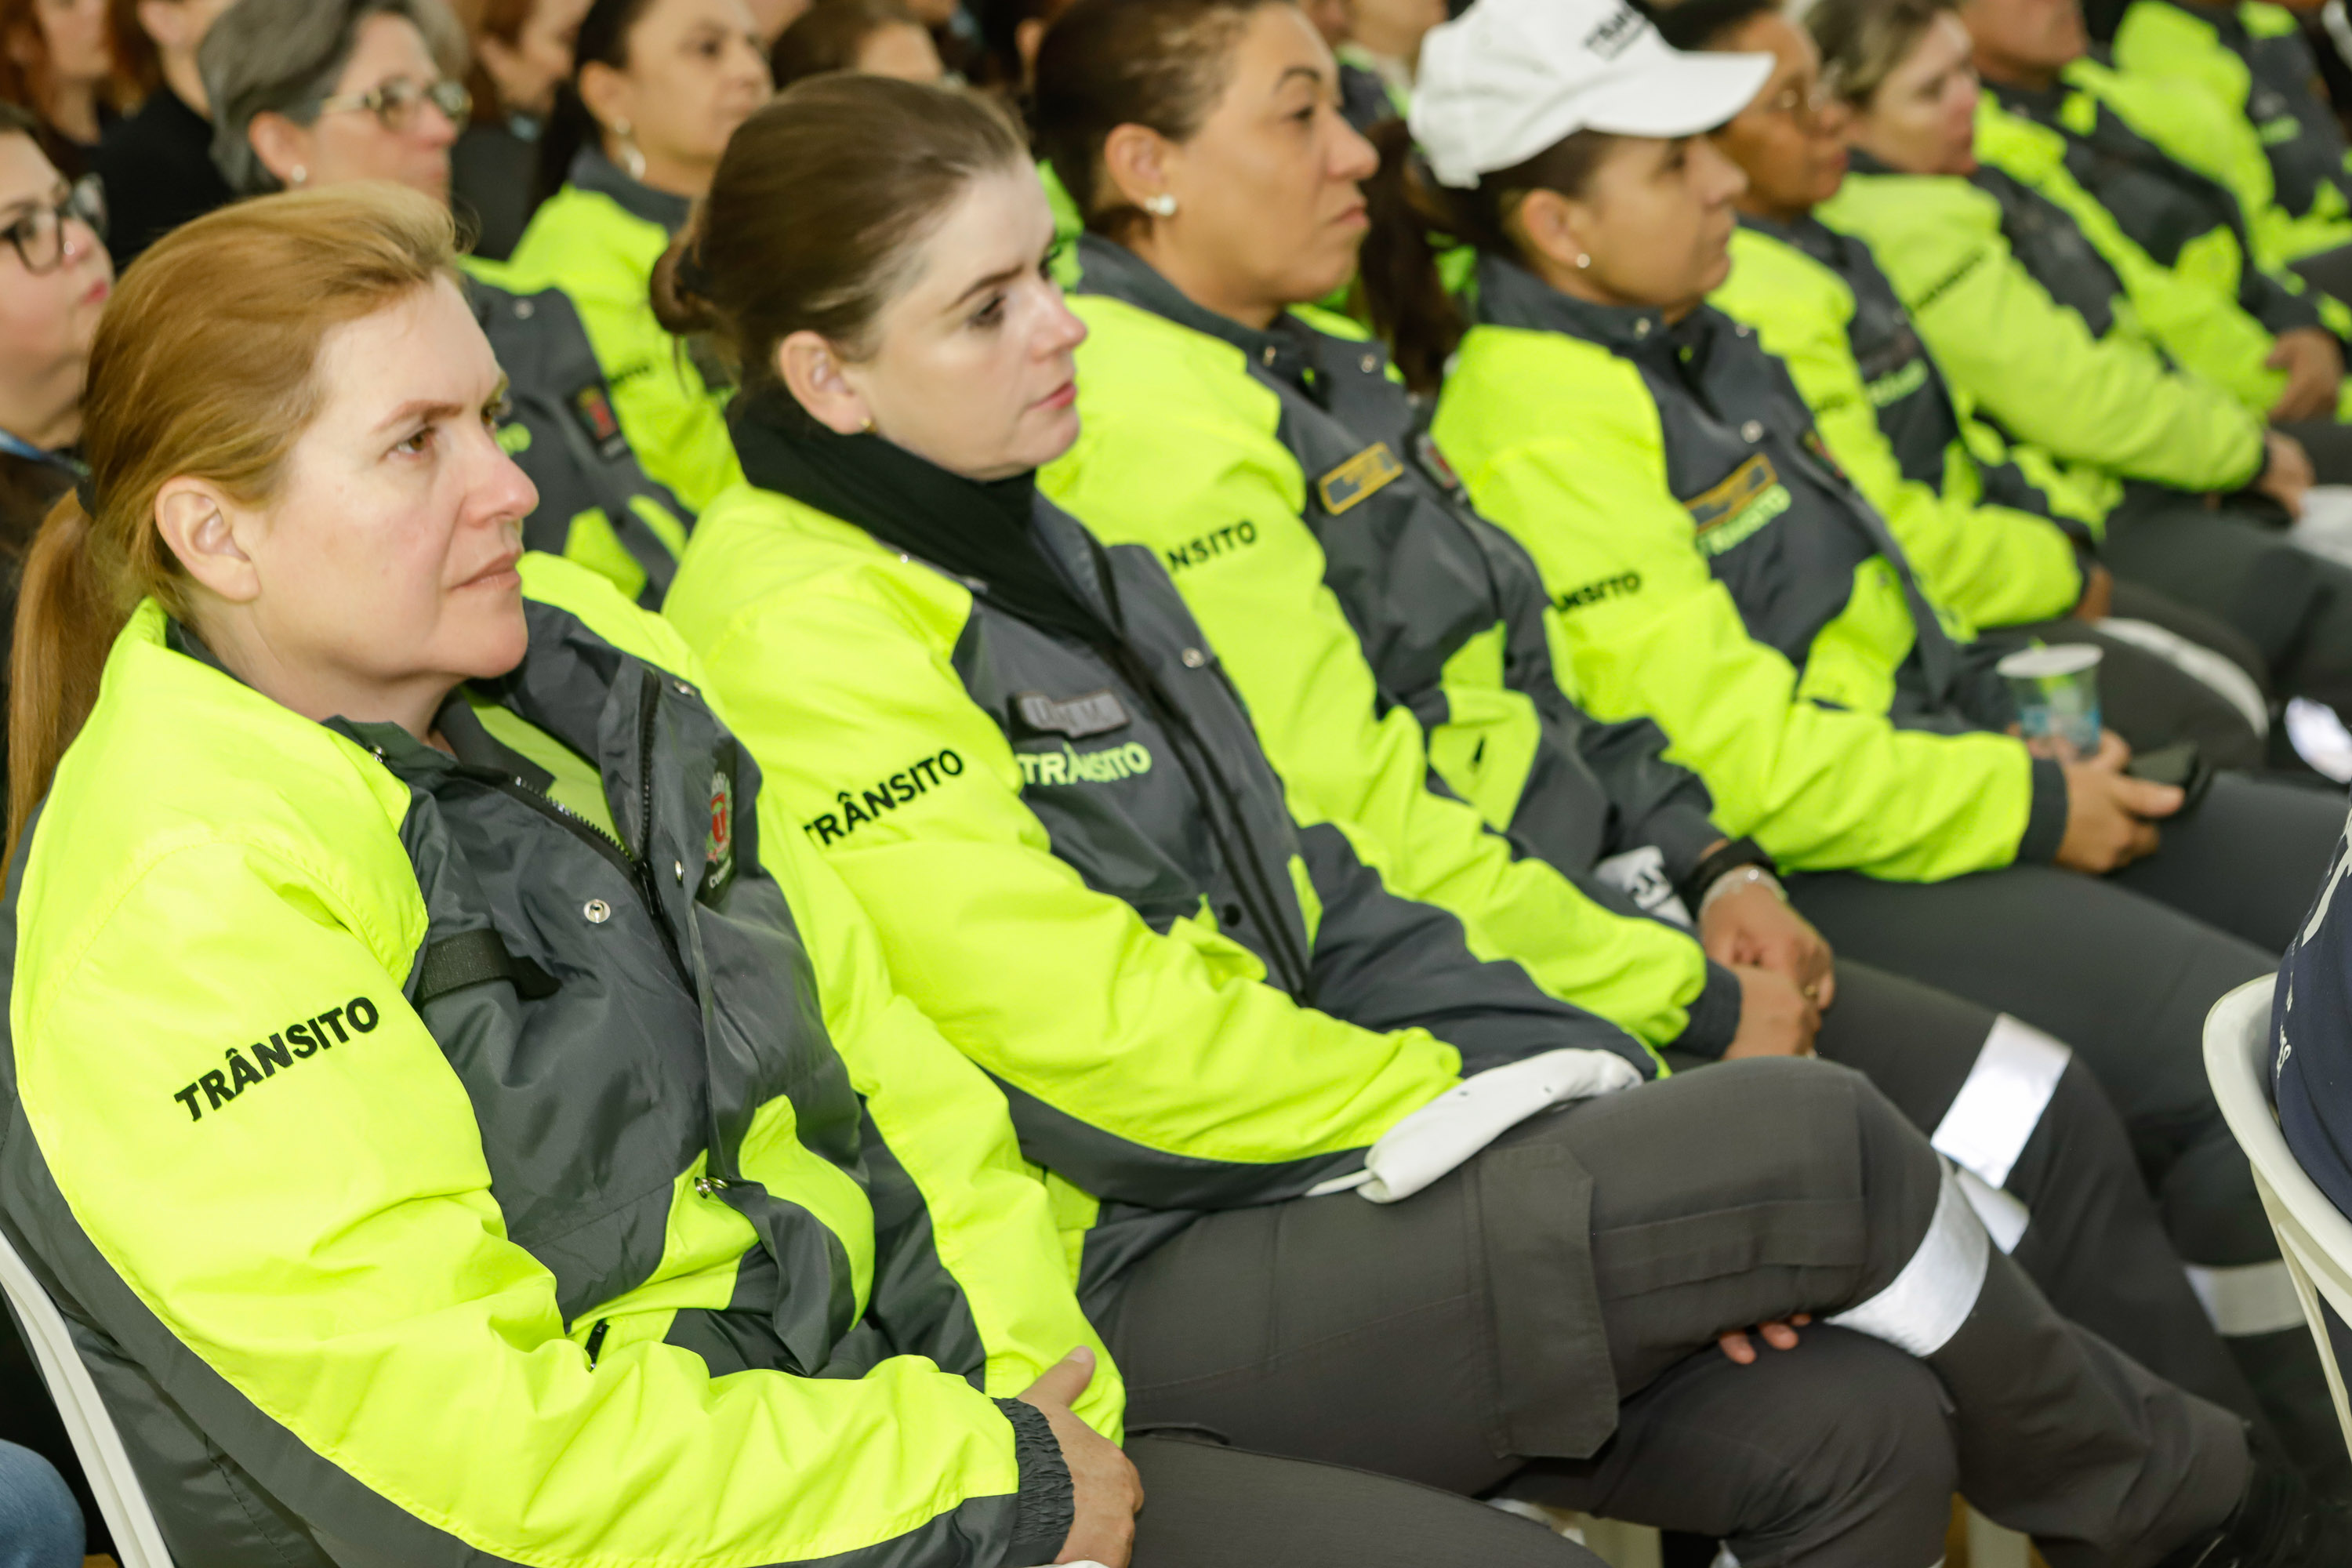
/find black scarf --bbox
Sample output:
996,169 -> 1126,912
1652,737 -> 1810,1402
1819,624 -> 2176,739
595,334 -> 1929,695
731,387 -> 1120,650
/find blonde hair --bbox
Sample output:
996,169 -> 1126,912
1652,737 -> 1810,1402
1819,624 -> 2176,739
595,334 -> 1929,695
7,183 -> 459,861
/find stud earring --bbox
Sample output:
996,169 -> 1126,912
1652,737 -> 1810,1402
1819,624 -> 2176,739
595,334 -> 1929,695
859,416 -> 876,434
1144,193 -> 1178,218
289,163 -> 308,187
1575,252 -> 1592,270
613,119 -> 647,181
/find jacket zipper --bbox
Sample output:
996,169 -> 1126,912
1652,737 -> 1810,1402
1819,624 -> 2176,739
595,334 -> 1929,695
469,765 -> 695,996
630,670 -> 692,988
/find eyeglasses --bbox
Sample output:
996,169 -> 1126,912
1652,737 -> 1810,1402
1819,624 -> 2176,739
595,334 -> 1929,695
315,75 -> 472,132
2,176 -> 107,274
1756,78 -> 1838,126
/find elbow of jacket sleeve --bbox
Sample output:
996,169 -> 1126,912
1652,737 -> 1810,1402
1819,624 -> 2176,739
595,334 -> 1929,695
2018,757 -> 2071,863
994,1397 -> 1074,1566
1670,960 -> 1745,1061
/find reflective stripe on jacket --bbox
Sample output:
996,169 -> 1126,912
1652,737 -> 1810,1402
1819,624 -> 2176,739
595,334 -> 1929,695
1710,214 -> 2087,631
2111,0 -> 2352,266
1975,82 -> 2352,416
466,266 -> 695,607
1044,236 -> 1738,1055
1432,255 -> 2063,882
0,554 -> 1105,1566
1817,157 -> 2269,494
663,477 -> 1650,1290
506,149 -> 744,514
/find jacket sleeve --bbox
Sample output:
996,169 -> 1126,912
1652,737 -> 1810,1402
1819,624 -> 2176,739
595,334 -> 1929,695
1288,820 -> 1657,1077
688,575 -> 1466,1213
1821,180 -> 2267,493
1567,710 -> 1729,879
5,833 -> 1045,1568
1711,236 -> 2085,630
1439,368 -> 2048,882
1044,396 -> 1726,1053
760,817 -> 1126,1443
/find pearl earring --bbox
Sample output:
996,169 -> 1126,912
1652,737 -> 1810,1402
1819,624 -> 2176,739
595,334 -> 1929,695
614,119 -> 646,181
1575,252 -> 1592,270
289,164 -> 308,187
1144,193 -> 1178,218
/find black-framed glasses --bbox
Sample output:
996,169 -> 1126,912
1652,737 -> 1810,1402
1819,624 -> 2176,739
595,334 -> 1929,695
2,176 -> 107,274
316,75 -> 472,132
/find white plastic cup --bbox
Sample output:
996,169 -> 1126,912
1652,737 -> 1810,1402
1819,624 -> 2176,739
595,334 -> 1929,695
1997,643 -> 2102,760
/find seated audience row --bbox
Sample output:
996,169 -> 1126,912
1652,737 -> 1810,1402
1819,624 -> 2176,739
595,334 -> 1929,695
9,0 -> 2352,1559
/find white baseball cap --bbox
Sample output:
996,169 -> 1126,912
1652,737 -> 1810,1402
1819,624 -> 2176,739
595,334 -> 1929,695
1409,0 -> 1776,188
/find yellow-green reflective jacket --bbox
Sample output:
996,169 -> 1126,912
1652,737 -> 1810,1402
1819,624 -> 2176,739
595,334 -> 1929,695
506,149 -> 745,521
1710,214 -> 2088,632
1044,236 -> 1740,1056
0,555 -> 1112,1566
1432,255 -> 2063,883
1817,155 -> 2269,495
2111,0 -> 2352,267
665,447 -> 1649,1289
1974,83 -> 2352,417
462,263 -> 695,607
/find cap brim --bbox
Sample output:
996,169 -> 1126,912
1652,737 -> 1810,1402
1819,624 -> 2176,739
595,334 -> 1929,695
1577,49 -> 1775,138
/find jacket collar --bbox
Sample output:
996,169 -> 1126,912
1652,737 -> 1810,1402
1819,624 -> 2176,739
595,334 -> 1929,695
1735,209 -> 1838,262
565,146 -> 694,233
161,618 -> 561,789
1075,234 -> 1323,393
1473,252 -> 1673,354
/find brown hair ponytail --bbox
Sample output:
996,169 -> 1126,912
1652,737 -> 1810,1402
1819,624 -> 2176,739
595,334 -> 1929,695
1359,120 -> 1620,393
5,184 -> 458,863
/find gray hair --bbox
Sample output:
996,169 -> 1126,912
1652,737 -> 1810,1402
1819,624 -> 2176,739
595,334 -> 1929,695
201,0 -> 468,196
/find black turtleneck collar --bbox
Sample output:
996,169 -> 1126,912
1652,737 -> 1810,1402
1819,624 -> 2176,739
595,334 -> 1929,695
567,145 -> 695,234
729,386 -> 1120,650
1074,234 -> 1324,396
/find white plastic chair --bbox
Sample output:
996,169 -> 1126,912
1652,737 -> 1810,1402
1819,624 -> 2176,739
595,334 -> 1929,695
0,1220 -> 176,1567
2205,974 -> 2352,1465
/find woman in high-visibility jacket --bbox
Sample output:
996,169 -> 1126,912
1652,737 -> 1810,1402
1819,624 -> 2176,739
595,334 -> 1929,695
199,0 -> 699,608
0,181 -> 1580,1568
506,0 -> 768,514
1806,0 -> 2352,726
1028,0 -> 2265,1430
1654,0 -> 2278,770
662,69 -> 2292,1567
1381,0 -> 2350,1479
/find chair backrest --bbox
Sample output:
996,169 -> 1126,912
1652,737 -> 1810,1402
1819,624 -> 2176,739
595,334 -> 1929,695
2205,974 -> 2352,1464
0,1222 -> 176,1568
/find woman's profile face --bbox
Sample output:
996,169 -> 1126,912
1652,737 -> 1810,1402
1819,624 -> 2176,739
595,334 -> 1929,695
0,132 -> 111,425
1143,3 -> 1377,314
31,0 -> 111,89
1710,13 -> 1849,219
266,13 -> 463,198
593,0 -> 770,187
1846,12 -> 1980,176
1547,132 -> 1748,310
795,166 -> 1088,481
195,278 -> 538,717
480,0 -> 593,118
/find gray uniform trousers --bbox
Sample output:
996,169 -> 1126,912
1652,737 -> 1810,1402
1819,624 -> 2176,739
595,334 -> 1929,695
1126,1436 -> 1601,1567
1093,1058 -> 2247,1568
2095,489 -> 2352,721
1788,771 -> 2347,1490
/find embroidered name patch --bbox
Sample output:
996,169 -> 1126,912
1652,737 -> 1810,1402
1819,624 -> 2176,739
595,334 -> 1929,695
1316,443 -> 1405,515
1017,689 -> 1131,739
1686,455 -> 1791,558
